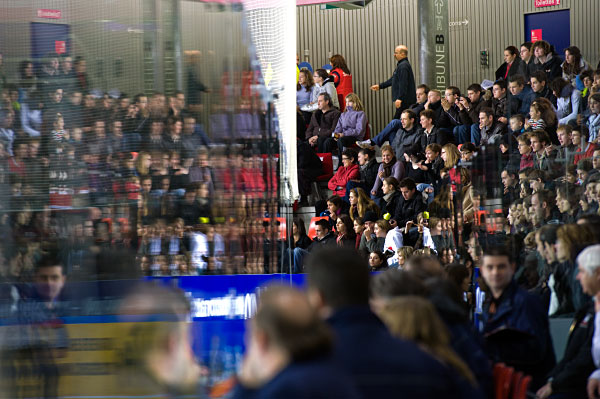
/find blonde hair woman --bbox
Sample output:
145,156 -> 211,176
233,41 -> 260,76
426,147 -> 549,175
441,143 -> 463,192
349,187 -> 380,221
377,296 -> 477,386
135,151 -> 152,176
395,246 -> 414,269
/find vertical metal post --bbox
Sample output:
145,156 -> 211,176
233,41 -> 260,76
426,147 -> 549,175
418,0 -> 449,90
154,0 -> 165,93
173,0 -> 183,91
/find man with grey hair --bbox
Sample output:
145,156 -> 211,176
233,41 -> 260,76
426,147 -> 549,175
577,245 -> 600,399
535,245 -> 597,399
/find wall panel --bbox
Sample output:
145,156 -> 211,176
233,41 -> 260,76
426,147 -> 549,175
298,0 -> 597,132
296,0 -> 419,132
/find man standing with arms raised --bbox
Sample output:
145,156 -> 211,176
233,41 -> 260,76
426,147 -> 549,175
371,45 -> 417,119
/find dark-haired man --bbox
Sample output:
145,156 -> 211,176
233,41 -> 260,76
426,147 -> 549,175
306,92 -> 341,153
455,83 -> 491,144
392,177 -> 426,229
507,74 -> 536,119
12,252 -> 69,399
292,218 -> 335,273
480,246 -> 555,390
476,107 -> 506,146
530,70 -> 557,106
391,109 -> 422,160
233,285 -> 360,398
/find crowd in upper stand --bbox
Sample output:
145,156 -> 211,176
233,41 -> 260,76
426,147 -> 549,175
292,41 -> 600,398
0,51 -> 282,281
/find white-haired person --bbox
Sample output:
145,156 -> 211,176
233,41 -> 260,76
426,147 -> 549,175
577,245 -> 600,399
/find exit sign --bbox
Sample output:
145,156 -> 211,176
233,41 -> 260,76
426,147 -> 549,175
535,0 -> 560,8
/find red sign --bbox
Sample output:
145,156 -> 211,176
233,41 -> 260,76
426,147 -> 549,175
55,41 -> 66,55
534,0 -> 560,7
531,29 -> 542,43
37,9 -> 62,19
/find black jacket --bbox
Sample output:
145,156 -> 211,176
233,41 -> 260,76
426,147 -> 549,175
438,104 -> 461,129
297,140 -> 323,179
492,95 -> 508,120
327,306 -> 476,399
480,122 -> 507,146
305,108 -> 341,139
481,280 -> 556,390
381,191 -> 401,217
420,126 -> 448,147
546,303 -> 595,397
459,97 -> 492,126
393,192 -> 426,227
495,58 -> 523,81
392,125 -> 422,159
307,231 -> 336,252
529,54 -> 563,83
360,158 -> 380,190
534,86 -> 558,108
379,58 -> 417,106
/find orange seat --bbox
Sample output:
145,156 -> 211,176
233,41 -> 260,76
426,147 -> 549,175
510,371 -> 523,398
493,363 -> 514,399
307,216 -> 329,239
513,375 -> 532,399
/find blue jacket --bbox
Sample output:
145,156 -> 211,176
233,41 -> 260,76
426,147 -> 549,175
481,280 -> 556,390
379,58 -> 417,106
327,306 -> 473,399
232,358 -> 360,399
507,86 -> 536,118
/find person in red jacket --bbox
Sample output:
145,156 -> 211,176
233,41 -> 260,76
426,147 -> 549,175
572,126 -> 598,165
517,134 -> 535,170
328,148 -> 359,197
330,54 -> 353,112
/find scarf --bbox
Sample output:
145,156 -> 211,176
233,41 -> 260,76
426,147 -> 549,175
383,191 -> 395,203
382,156 -> 397,178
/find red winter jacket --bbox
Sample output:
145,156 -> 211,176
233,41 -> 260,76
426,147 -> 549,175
331,67 -> 353,111
328,164 -> 359,197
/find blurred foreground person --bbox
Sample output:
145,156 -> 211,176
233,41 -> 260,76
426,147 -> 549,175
377,296 -> 484,398
118,283 -> 204,397
233,285 -> 359,399
3,250 -> 69,399
305,246 -> 463,398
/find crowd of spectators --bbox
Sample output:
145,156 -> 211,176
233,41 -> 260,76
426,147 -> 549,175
292,42 -> 600,397
0,51 -> 282,283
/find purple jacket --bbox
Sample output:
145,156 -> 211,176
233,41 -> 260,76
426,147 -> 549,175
334,107 -> 366,140
371,161 -> 405,194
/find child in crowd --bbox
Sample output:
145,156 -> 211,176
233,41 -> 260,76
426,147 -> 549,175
525,102 -> 546,131
509,114 -> 525,136
51,113 -> 68,145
